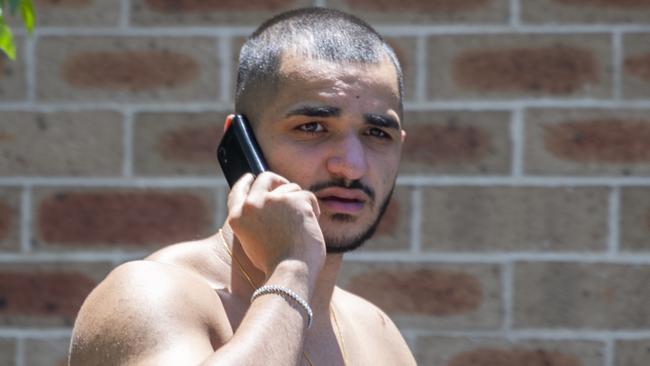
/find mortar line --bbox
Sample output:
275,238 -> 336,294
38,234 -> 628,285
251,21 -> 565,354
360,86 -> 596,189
511,108 -> 524,177
410,187 -> 422,254
397,329 -> 650,340
122,110 -> 134,177
612,31 -> 623,101
119,0 -> 130,29
15,337 -> 24,366
605,338 -> 614,366
503,261 -> 514,332
415,36 -> 428,102
607,187 -> 620,255
20,187 -> 32,254
510,0 -> 521,28
214,186 -> 227,229
314,0 -> 327,7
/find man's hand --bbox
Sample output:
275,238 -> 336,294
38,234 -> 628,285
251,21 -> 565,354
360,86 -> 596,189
227,172 -> 326,281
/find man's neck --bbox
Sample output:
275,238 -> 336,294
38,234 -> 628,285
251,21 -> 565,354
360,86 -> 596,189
217,224 -> 343,328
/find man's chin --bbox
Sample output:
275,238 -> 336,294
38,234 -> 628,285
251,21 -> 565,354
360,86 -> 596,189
323,215 -> 381,254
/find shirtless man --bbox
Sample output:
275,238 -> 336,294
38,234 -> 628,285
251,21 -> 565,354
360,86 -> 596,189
69,7 -> 416,365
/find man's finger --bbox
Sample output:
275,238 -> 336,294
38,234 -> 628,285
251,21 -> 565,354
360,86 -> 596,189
247,172 -> 290,202
227,173 -> 255,214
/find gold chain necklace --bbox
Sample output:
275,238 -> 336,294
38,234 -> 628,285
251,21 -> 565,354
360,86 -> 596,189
218,229 -> 349,366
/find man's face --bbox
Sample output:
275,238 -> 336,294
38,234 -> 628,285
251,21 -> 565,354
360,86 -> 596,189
250,54 -> 405,253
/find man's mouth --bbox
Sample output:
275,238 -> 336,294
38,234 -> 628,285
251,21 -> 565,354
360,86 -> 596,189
316,187 -> 367,214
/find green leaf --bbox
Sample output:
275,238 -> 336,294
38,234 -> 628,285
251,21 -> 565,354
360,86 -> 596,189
20,0 -> 34,33
0,20 -> 16,60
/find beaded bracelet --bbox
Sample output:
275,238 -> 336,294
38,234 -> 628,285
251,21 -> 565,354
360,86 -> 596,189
251,285 -> 313,328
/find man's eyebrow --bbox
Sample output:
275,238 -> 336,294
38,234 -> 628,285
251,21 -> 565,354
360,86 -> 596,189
364,113 -> 400,130
285,106 -> 341,118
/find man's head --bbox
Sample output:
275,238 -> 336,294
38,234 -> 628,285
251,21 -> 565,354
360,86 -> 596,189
234,8 -> 405,253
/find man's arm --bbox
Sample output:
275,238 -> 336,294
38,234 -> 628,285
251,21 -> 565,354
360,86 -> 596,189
70,173 -> 326,365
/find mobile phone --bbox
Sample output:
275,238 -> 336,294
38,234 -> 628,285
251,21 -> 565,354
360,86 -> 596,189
216,114 -> 269,187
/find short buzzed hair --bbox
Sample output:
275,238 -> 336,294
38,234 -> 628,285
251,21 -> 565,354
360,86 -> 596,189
235,7 -> 403,118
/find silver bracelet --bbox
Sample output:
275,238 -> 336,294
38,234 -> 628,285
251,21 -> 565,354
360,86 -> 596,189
251,285 -> 313,328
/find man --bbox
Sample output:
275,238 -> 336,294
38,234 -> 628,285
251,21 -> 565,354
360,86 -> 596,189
69,7 -> 416,365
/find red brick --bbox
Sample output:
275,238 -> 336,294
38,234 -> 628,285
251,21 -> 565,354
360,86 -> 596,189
401,111 -> 510,175
328,0 -> 508,24
32,0 -> 119,26
144,0 -> 294,12
35,188 -> 215,249
421,187 -> 607,251
415,337 -> 604,366
544,119 -> 650,163
133,111 -> 228,176
526,109 -> 650,175
522,0 -> 650,23
620,187 -> 650,251
429,35 -> 611,99
448,347 -> 582,366
0,37 -> 26,101
0,262 -> 111,327
38,37 -> 219,102
0,340 -> 16,365
0,111 -> 122,176
131,0 -> 311,26
339,262 -> 502,330
25,338 -> 70,366
625,54 -> 650,81
616,340 -> 650,366
624,34 -> 650,98
361,187 -> 411,252
453,46 -> 598,94
0,189 -> 20,251
514,262 -> 650,329
347,268 -> 482,316
62,51 -> 199,92
555,0 -> 650,7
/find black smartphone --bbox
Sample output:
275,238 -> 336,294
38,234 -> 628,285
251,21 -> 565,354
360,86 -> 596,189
217,114 -> 269,187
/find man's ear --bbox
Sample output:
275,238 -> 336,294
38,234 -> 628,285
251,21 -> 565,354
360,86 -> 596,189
400,129 -> 406,143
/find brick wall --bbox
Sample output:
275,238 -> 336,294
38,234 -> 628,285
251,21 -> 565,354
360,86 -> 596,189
0,0 -> 649,365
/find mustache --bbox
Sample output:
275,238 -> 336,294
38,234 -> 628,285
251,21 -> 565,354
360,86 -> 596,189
308,179 -> 375,203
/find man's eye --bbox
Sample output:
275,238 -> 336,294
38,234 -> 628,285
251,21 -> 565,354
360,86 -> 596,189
367,128 -> 390,139
297,122 -> 325,133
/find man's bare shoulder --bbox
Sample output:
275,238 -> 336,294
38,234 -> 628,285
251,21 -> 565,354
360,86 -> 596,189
335,287 -> 417,365
70,243 -> 232,365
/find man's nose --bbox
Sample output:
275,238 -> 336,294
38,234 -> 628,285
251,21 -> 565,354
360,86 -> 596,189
325,133 -> 368,181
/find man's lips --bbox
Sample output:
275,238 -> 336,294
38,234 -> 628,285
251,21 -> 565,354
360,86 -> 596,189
316,187 -> 368,214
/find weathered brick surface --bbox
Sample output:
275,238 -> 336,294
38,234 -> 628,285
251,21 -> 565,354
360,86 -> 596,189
24,338 -> 70,366
32,0 -> 120,26
134,111 -> 227,176
338,261 -> 502,330
514,262 -> 650,329
428,34 -> 611,99
415,337 -> 604,366
0,37 -> 26,102
620,187 -> 650,251
37,37 -> 220,102
131,0 -> 312,26
0,111 -> 122,176
623,33 -> 650,100
33,188 -> 216,250
359,187 -> 412,252
0,339 -> 16,366
0,188 -> 21,251
421,187 -> 608,252
525,109 -> 650,175
615,339 -> 650,366
400,111 -> 511,175
0,262 -> 111,327
327,0 -> 509,24
385,37 -> 417,102
522,0 -> 650,24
